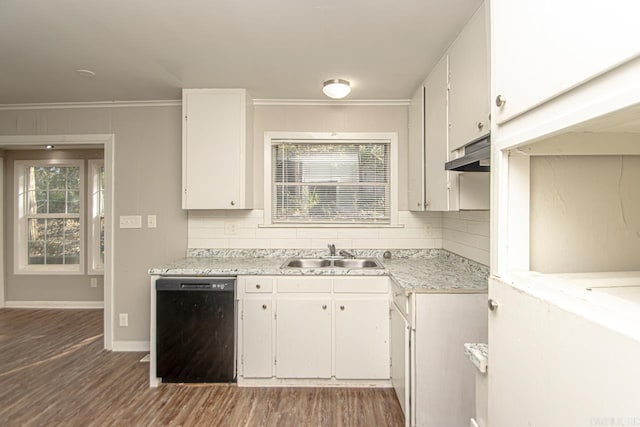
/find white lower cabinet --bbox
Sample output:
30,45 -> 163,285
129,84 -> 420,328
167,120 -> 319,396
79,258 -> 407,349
275,298 -> 332,379
241,298 -> 273,378
238,275 -> 390,383
334,297 -> 389,379
390,280 -> 488,427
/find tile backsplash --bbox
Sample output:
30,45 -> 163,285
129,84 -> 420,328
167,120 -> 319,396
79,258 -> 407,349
188,210 -> 443,250
188,209 -> 490,266
442,211 -> 490,266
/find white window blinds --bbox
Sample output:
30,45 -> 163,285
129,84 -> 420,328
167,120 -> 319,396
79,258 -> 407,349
271,140 -> 391,224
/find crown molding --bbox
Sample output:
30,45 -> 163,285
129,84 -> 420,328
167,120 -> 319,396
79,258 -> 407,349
0,100 -> 181,111
253,99 -> 410,106
0,98 -> 410,111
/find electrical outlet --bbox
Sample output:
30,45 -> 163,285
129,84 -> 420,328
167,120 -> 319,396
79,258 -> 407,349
119,313 -> 129,327
90,278 -> 98,288
423,224 -> 434,238
119,215 -> 142,229
147,215 -> 157,228
224,222 -> 238,235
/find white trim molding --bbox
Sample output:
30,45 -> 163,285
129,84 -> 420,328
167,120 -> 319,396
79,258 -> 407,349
112,341 -> 151,352
253,99 -> 411,106
5,300 -> 104,309
0,98 -> 410,111
0,100 -> 181,111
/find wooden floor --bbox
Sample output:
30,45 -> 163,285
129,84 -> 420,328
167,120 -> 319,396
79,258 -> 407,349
0,309 -> 404,426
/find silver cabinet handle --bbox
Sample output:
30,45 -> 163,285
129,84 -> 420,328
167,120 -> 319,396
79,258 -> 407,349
477,121 -> 484,131
230,201 -> 235,206
495,95 -> 506,108
262,304 -> 267,310
488,299 -> 499,311
340,305 -> 345,311
322,304 -> 327,310
255,284 -> 261,289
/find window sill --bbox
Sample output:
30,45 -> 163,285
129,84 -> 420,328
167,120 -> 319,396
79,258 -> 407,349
258,223 -> 405,229
15,267 -> 85,275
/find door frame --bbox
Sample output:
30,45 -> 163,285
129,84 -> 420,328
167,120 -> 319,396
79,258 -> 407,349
0,134 -> 115,350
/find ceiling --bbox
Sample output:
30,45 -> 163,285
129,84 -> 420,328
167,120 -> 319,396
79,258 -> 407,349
0,0 -> 482,104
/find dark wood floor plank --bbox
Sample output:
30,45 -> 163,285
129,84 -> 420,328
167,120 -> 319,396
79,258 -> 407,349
0,308 -> 404,426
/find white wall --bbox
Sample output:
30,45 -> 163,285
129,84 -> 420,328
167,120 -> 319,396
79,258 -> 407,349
530,155 -> 640,273
442,210 -> 490,265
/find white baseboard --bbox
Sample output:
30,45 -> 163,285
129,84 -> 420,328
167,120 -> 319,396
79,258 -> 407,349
4,300 -> 104,309
112,340 -> 150,352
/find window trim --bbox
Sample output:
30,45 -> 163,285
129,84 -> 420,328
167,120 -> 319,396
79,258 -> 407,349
263,132 -> 399,227
87,159 -> 104,275
14,159 -> 85,275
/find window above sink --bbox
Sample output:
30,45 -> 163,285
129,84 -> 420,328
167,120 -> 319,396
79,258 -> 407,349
264,132 -> 399,227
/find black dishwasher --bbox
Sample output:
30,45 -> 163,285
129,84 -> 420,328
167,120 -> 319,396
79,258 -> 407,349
156,277 -> 236,383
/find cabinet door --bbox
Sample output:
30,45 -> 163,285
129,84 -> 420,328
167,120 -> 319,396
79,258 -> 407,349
488,277 -> 640,427
448,2 -> 489,151
241,299 -> 273,378
408,85 -> 426,211
182,89 -> 248,209
390,303 -> 410,422
492,0 -> 640,125
414,293 -> 487,427
334,297 -> 389,379
425,55 -> 458,211
275,298 -> 332,378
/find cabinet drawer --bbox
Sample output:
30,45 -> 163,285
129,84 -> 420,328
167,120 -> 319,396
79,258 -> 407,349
333,276 -> 389,293
244,277 -> 273,293
277,277 -> 332,293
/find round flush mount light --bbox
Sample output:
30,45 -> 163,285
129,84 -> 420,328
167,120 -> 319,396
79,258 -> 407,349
322,79 -> 351,99
45,145 -> 55,150
76,69 -> 96,78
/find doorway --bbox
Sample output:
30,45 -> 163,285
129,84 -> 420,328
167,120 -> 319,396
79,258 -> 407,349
0,134 -> 114,349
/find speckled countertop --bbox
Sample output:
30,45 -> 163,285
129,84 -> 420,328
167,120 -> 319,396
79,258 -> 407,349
464,343 -> 489,373
149,249 -> 488,293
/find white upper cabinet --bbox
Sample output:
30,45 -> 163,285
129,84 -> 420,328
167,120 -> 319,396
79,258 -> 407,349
408,85 -> 426,211
182,89 -> 253,209
424,55 -> 458,212
492,0 -> 640,126
448,2 -> 490,152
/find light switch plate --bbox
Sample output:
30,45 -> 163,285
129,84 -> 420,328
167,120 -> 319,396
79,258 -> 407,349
120,215 -> 142,229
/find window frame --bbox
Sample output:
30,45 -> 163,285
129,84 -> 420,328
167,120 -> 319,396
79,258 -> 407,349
263,132 -> 399,227
87,159 -> 104,275
14,159 -> 85,275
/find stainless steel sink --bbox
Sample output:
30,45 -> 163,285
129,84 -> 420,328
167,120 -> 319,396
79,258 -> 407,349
283,258 -> 331,268
333,259 -> 381,268
281,257 -> 383,269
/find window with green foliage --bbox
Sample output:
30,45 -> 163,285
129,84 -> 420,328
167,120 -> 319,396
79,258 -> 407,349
271,140 -> 391,224
15,160 -> 84,273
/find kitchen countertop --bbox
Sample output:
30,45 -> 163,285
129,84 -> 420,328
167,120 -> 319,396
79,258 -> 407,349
149,249 -> 489,293
464,343 -> 489,374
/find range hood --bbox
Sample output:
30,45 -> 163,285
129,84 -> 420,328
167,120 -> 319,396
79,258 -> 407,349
445,134 -> 490,172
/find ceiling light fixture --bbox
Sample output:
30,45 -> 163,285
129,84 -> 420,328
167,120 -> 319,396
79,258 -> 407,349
322,79 -> 351,99
45,145 -> 55,150
76,69 -> 96,78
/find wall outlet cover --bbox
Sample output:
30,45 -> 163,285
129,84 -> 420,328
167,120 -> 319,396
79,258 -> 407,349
147,215 -> 157,228
119,313 -> 129,327
224,222 -> 238,235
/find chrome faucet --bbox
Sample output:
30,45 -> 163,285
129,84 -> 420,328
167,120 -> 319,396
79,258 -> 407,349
338,249 -> 356,259
328,244 -> 336,257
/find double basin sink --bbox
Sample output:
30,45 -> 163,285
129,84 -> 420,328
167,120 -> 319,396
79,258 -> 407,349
281,257 -> 383,269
